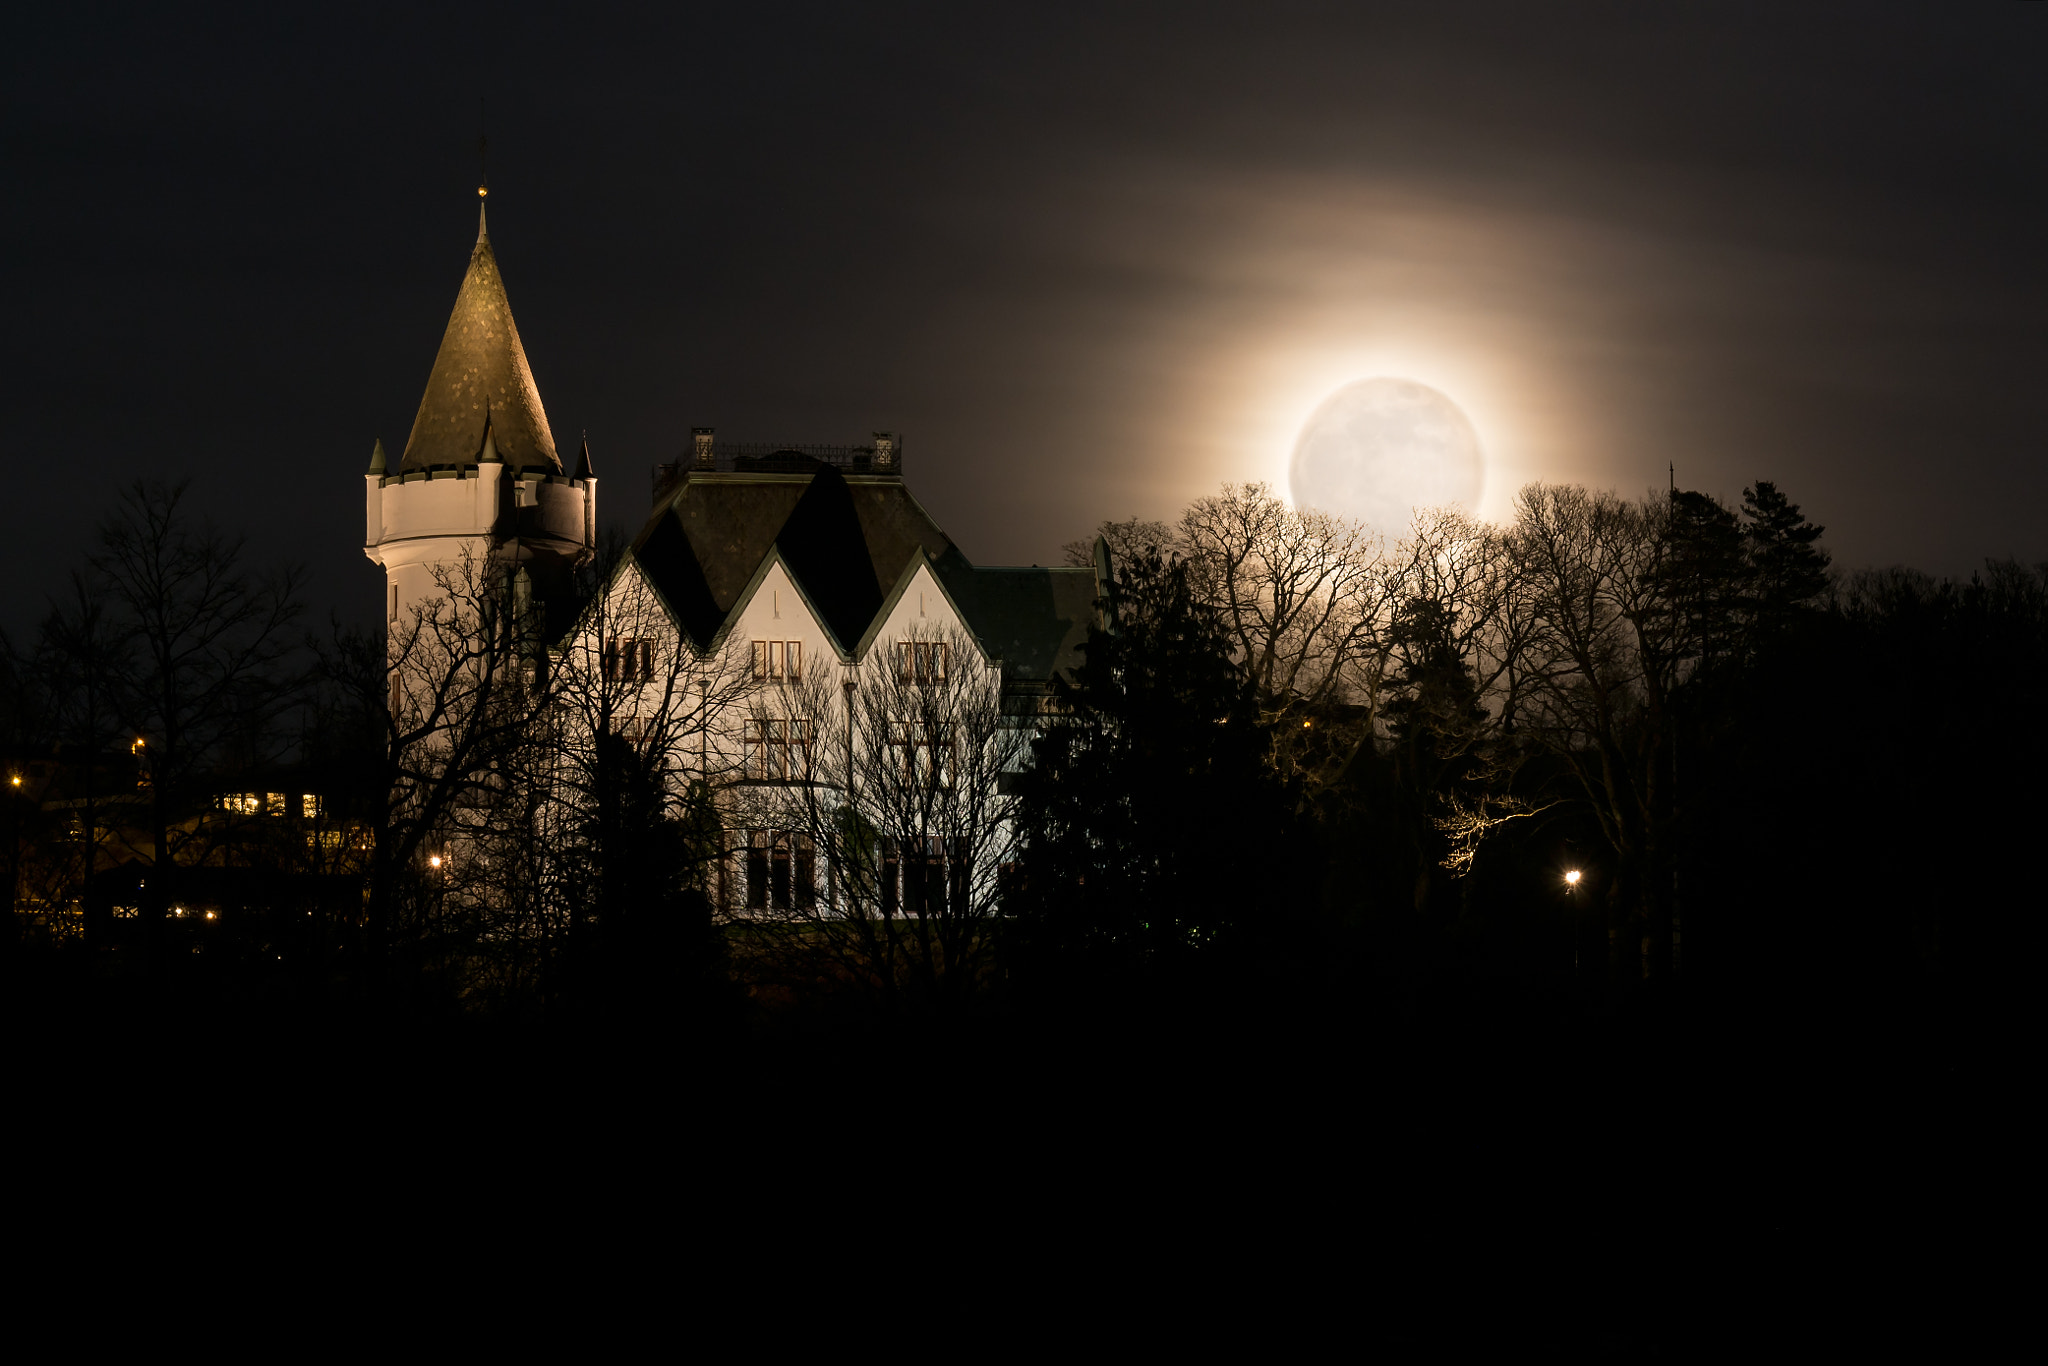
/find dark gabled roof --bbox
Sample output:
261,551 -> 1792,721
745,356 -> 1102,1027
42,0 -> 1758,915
632,467 -> 962,641
648,478 -> 809,611
935,562 -> 1100,683
775,466 -> 885,652
630,463 -> 1100,680
847,481 -> 968,587
399,205 -> 560,473
632,509 -> 725,646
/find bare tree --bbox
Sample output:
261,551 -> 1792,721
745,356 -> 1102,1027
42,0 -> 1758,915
81,480 -> 305,956
521,539 -> 755,1007
729,622 -> 1028,1018
1178,483 -> 1398,717
1062,515 -> 1179,570
317,546 -> 555,995
10,580 -> 128,947
1502,482 -> 1692,978
1381,506 -> 1557,877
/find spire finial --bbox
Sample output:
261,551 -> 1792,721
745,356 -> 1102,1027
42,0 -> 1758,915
475,104 -> 490,237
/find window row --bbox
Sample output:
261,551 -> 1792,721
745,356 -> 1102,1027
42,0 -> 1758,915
889,721 -> 955,786
731,832 -> 974,918
898,641 -> 948,685
881,837 -> 970,918
215,793 -> 323,818
603,638 -> 655,682
753,639 -> 802,682
745,830 -> 818,911
743,718 -> 816,781
611,715 -> 659,752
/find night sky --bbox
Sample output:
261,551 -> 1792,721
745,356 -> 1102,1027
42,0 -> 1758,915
5,3 -> 2043,635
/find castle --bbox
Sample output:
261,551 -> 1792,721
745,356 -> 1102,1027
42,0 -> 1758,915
361,197 -> 1105,915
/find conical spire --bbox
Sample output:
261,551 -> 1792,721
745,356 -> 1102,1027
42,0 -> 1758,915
399,209 -> 559,473
573,434 -> 595,479
367,437 -> 387,475
477,411 -> 500,464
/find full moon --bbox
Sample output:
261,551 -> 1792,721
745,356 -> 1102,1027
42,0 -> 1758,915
1289,378 -> 1484,533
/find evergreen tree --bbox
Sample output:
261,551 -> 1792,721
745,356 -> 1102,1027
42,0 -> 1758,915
1381,595 -> 1497,908
567,732 -> 726,1028
1742,481 -> 1831,638
1012,547 -> 1298,997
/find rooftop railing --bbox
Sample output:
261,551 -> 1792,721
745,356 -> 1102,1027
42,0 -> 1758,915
652,436 -> 902,504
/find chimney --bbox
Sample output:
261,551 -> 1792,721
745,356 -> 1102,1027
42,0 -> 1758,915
873,431 -> 897,471
692,427 -> 716,470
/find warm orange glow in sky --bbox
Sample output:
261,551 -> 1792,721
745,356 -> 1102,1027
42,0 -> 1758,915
1045,172 -> 1618,533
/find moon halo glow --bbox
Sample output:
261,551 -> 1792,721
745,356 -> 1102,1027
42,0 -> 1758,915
1288,378 -> 1484,533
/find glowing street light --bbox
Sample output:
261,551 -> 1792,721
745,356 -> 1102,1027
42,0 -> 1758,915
1563,869 -> 1584,983
428,855 -> 443,869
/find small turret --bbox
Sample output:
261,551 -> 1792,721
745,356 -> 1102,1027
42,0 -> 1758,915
363,438 -> 388,546
574,435 -> 598,549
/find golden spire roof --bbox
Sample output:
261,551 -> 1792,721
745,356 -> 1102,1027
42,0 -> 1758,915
399,203 -> 559,472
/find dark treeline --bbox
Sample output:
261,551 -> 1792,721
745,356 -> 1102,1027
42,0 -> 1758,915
1021,481 -> 2036,1039
1,475 -> 2031,1078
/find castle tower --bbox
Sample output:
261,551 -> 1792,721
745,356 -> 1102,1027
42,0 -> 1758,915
363,198 -> 595,644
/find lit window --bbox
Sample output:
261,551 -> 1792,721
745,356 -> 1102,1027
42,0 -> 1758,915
301,794 -> 321,819
266,792 -> 286,816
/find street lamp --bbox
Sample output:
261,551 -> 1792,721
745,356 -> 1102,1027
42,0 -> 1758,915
1564,869 -> 1584,982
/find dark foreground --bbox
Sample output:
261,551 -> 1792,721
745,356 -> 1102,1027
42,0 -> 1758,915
5,946 -> 1988,1356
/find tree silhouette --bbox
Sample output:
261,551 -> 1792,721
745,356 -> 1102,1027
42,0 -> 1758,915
1012,546 -> 1298,1000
